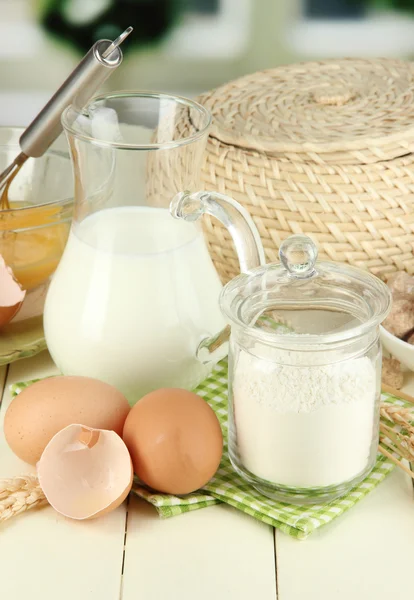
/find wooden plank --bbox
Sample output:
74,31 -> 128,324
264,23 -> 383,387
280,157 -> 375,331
0,351 -> 127,600
275,469 -> 414,599
122,495 -> 277,600
0,363 -> 7,408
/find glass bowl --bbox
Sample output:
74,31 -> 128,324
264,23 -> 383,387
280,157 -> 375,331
0,127 -> 73,364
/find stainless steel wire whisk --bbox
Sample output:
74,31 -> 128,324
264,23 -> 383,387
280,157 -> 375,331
0,26 -> 133,210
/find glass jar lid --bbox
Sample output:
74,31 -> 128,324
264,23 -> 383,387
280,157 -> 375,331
220,235 -> 392,345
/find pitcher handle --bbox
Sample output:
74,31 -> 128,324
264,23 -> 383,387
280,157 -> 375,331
170,190 -> 266,365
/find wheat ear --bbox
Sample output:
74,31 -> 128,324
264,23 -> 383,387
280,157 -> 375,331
0,476 -> 46,523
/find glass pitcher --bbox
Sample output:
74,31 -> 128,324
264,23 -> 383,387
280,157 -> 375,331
44,92 -> 264,404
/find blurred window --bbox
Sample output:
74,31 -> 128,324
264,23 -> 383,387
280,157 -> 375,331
290,0 -> 414,58
190,0 -> 220,13
0,0 -> 251,60
305,0 -> 365,18
163,0 -> 251,59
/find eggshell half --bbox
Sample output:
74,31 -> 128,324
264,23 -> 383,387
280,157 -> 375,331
0,255 -> 26,328
37,424 -> 133,520
123,388 -> 223,495
4,376 -> 130,465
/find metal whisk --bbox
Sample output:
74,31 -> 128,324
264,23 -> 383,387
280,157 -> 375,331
0,26 -> 133,210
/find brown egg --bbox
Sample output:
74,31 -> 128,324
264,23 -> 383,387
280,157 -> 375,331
123,388 -> 223,495
4,376 -> 130,465
0,255 -> 26,328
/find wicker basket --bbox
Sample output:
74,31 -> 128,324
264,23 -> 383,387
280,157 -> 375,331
186,59 -> 414,283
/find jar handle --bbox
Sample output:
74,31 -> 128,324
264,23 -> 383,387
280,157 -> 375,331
170,190 -> 266,365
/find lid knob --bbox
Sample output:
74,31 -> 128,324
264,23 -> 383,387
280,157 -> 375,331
279,235 -> 318,279
312,87 -> 355,106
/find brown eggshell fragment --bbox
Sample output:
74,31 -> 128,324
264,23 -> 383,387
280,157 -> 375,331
4,376 -> 130,465
0,255 -> 26,328
123,388 -> 223,495
382,293 -> 414,339
37,424 -> 133,520
386,271 -> 414,295
382,356 -> 404,390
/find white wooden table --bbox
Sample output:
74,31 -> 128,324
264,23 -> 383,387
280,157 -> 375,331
1,350 -> 414,600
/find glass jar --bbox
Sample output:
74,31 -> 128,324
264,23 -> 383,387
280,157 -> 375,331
221,235 -> 392,504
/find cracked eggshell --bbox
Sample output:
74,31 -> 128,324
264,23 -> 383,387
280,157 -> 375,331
4,376 -> 130,465
0,255 -> 26,328
37,424 -> 133,520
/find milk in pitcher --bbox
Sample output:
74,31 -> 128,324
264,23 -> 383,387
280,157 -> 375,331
44,206 -> 225,404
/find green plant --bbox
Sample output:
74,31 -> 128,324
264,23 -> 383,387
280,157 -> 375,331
34,0 -> 186,55
369,0 -> 414,11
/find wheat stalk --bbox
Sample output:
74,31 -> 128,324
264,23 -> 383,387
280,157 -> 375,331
0,475 -> 46,523
380,404 -> 414,426
379,403 -> 414,480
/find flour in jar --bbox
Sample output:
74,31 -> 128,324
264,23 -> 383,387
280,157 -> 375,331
232,349 -> 378,488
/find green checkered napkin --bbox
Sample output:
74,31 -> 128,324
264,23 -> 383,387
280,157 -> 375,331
11,362 -> 404,540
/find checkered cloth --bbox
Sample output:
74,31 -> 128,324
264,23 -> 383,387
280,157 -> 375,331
11,361 -> 404,540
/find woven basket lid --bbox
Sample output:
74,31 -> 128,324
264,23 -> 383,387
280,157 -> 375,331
199,58 -> 414,165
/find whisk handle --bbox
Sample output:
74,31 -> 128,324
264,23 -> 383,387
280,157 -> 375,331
19,35 -> 128,158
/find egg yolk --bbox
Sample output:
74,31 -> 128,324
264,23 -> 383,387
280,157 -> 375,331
0,203 -> 70,291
